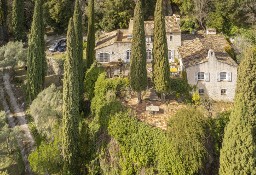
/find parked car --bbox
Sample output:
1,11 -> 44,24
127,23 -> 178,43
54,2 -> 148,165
49,38 -> 67,52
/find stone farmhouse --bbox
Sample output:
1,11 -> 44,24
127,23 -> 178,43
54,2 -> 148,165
178,34 -> 238,102
95,15 -> 238,102
95,15 -> 182,66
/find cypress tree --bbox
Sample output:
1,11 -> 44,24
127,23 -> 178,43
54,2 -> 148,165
85,0 -> 95,69
130,0 -> 147,103
219,47 -> 256,174
62,18 -> 80,175
152,0 -> 170,102
0,0 -> 8,42
26,0 -> 46,104
12,0 -> 25,41
73,0 -> 84,106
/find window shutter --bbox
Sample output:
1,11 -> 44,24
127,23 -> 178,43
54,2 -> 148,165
195,72 -> 198,82
227,72 -> 232,82
205,73 -> 210,82
217,72 -> 220,82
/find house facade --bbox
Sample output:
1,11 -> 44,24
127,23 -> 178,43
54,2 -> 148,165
178,34 -> 238,102
95,15 -> 182,66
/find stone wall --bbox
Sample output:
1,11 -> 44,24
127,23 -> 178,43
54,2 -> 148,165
186,53 -> 237,102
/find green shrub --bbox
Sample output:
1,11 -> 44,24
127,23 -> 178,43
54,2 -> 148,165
84,62 -> 104,100
29,84 -> 62,138
28,128 -> 63,174
0,41 -> 27,68
167,107 -> 214,174
169,77 -> 192,101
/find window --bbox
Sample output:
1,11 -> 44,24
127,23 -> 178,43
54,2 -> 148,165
220,72 -> 227,81
168,50 -> 175,62
146,36 -> 153,43
198,72 -> 205,80
126,50 -> 131,60
199,89 -> 204,95
99,53 -> 110,62
221,89 -> 227,95
170,35 -> 173,41
147,49 -> 152,59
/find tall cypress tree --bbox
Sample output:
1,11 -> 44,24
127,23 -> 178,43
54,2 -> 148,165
85,0 -> 95,69
219,47 -> 256,174
73,0 -> 84,106
12,0 -> 25,41
130,0 -> 147,103
0,0 -> 8,42
62,17 -> 80,175
152,0 -> 170,101
26,0 -> 46,104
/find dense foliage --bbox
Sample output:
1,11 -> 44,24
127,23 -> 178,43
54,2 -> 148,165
152,0 -> 170,100
84,62 -> 104,100
0,41 -> 27,68
129,0 -> 147,103
85,0 -> 95,70
219,47 -> 256,174
44,0 -> 74,33
169,77 -> 192,100
26,0 -> 46,104
12,0 -> 25,41
73,0 -> 84,106
29,84 -> 62,138
62,18 -> 80,175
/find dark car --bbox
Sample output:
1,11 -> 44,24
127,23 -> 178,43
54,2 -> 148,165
49,38 -> 67,52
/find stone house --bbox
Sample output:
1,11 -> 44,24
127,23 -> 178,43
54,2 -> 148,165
178,34 -> 238,102
95,15 -> 182,66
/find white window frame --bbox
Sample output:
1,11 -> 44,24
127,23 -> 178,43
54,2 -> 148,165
220,72 -> 227,81
198,72 -> 205,80
199,88 -> 204,95
168,50 -> 175,62
146,49 -> 152,60
98,52 -> 110,62
126,50 -> 131,60
221,89 -> 227,95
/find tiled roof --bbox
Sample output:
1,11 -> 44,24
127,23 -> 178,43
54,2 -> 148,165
95,15 -> 181,50
128,16 -> 181,35
178,34 -> 238,67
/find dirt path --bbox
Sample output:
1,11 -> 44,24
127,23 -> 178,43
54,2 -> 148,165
0,71 -> 34,175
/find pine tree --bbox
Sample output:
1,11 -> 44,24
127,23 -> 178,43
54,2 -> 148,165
62,17 -> 80,175
130,0 -> 147,103
85,0 -> 95,69
0,0 -> 8,42
12,0 -> 25,41
219,47 -> 256,175
26,0 -> 46,104
73,0 -> 84,107
152,0 -> 170,101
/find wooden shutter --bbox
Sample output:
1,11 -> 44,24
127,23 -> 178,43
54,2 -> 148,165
217,72 -> 220,82
227,72 -> 232,82
205,73 -> 210,82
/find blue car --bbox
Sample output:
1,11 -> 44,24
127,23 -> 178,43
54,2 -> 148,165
49,38 -> 67,52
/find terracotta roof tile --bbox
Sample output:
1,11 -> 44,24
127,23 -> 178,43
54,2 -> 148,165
178,34 -> 238,67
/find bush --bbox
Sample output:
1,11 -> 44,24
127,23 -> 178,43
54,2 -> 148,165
29,84 -> 62,138
169,77 -> 192,101
84,62 -> 104,100
28,128 -> 63,174
167,107 -> 215,174
0,41 -> 27,68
